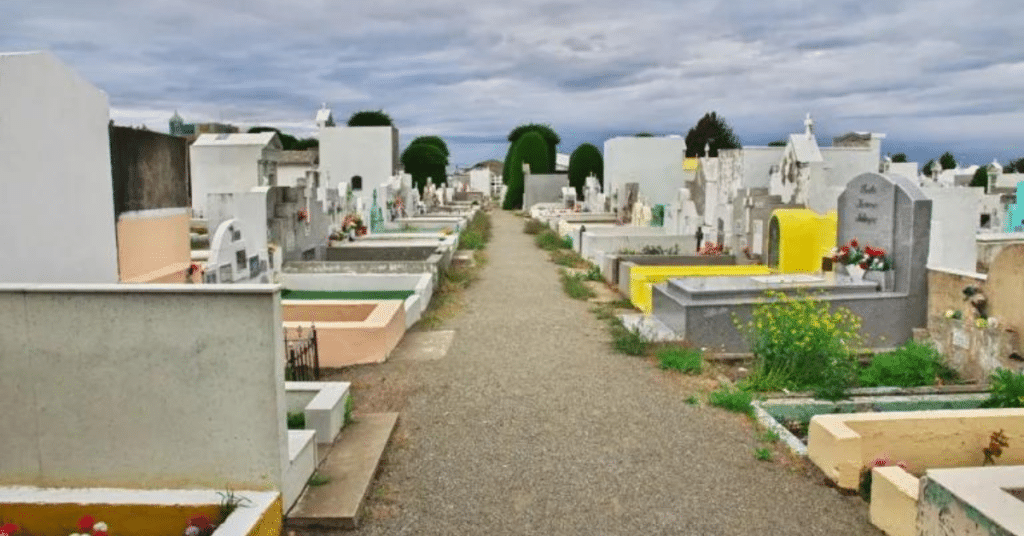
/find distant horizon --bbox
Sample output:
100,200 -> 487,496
138,109 -> 1016,173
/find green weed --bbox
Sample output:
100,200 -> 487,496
759,429 -> 780,443
560,269 -> 595,300
308,472 -> 331,487
685,394 -> 700,405
981,369 -> 1024,408
754,447 -> 773,461
523,218 -> 545,235
708,386 -> 753,414
860,341 -> 957,387
657,347 -> 703,374
612,324 -> 648,356
287,412 -> 305,429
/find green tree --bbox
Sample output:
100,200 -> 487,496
568,143 -> 603,197
684,112 -> 742,157
634,132 -> 655,137
502,132 -> 551,210
408,135 -> 449,157
502,144 -> 524,210
347,110 -> 394,127
939,151 -> 957,170
922,159 -> 935,177
508,123 -> 560,171
292,137 -> 319,150
890,153 -> 908,163
401,143 -> 447,193
1006,158 -> 1024,173
971,167 -> 989,189
767,139 -> 788,147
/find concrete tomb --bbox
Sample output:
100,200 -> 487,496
651,172 -> 931,351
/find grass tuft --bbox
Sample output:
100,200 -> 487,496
560,269 -> 596,300
656,347 -> 703,374
523,218 -> 545,235
754,447 -> 773,461
708,386 -> 753,414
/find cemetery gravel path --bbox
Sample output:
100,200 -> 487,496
351,210 -> 879,536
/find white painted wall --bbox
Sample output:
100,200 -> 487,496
277,163 -> 314,187
0,284 -> 288,492
0,51 -> 118,284
189,134 -> 279,218
469,168 -> 493,193
604,136 -> 687,207
318,126 -> 397,221
921,186 -> 981,272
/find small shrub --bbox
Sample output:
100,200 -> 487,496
523,218 -> 545,235
981,369 -> 1024,408
612,324 -> 648,356
736,291 -> 861,395
685,394 -> 700,405
559,235 -> 573,249
535,230 -> 567,251
754,447 -> 773,461
759,430 -> 780,443
560,269 -> 595,300
551,249 -> 586,268
860,341 -> 957,387
657,347 -> 703,374
584,264 -> 603,281
287,412 -> 305,429
708,386 -> 753,414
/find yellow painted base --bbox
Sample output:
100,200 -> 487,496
629,264 -> 773,313
870,467 -> 919,536
0,489 -> 281,536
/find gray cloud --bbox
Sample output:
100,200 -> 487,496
3,0 -> 1024,166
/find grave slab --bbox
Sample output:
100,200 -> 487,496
390,330 -> 456,361
285,412 -> 399,531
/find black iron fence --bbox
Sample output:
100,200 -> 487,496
285,325 -> 320,381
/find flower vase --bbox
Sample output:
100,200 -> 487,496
846,264 -> 866,282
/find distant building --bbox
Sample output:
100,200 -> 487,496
169,111 -> 239,139
189,132 -> 282,218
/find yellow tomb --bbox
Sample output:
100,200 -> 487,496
766,209 -> 837,273
630,264 -> 773,313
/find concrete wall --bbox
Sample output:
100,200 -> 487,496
919,467 -> 1024,536
0,284 -> 288,492
318,126 -> 397,221
283,300 -> 405,367
109,125 -> 189,217
116,208 -> 191,283
604,136 -> 687,207
869,467 -> 918,536
0,51 -> 119,284
523,173 -> 569,209
976,232 -> 1024,273
627,264 -> 772,313
922,186 -> 981,272
807,408 -> 1024,490
189,141 -> 270,218
581,231 -> 697,263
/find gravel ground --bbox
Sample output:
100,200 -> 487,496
346,210 -> 880,535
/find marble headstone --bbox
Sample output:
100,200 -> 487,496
837,172 -> 931,300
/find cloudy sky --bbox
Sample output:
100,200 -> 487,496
4,0 -> 1024,168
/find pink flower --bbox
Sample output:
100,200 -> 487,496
872,456 -> 891,467
78,516 -> 96,531
850,239 -> 859,248
1,523 -> 19,535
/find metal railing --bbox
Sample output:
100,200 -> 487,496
285,325 -> 320,381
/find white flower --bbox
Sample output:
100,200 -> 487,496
988,317 -> 1000,329
185,526 -> 201,536
93,523 -> 108,532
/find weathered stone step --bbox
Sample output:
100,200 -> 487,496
285,412 -> 399,532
